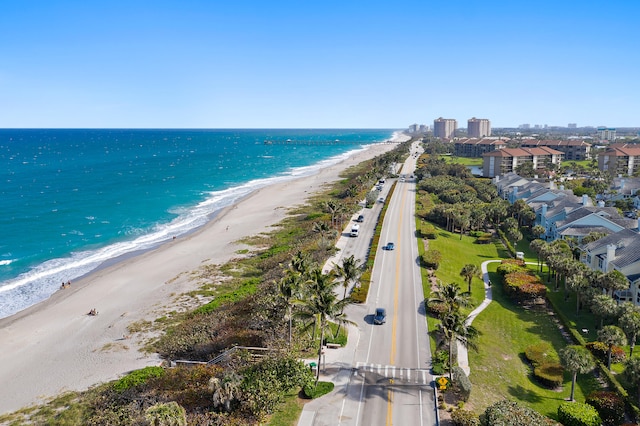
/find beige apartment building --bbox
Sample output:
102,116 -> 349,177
483,147 -> 564,178
467,117 -> 491,138
433,117 -> 457,139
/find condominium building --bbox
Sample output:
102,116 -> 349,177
467,117 -> 491,138
520,139 -> 592,161
433,117 -> 457,139
482,147 -> 564,178
599,145 -> 640,177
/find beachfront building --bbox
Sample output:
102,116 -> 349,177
467,117 -> 491,138
598,145 -> 640,177
598,127 -> 617,142
453,137 -> 509,158
520,139 -> 592,161
433,117 -> 457,139
482,147 -> 564,178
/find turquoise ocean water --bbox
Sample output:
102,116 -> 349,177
0,128 -> 395,319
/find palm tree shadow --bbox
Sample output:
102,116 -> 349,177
507,384 -> 544,403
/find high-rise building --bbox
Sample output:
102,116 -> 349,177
467,117 -> 491,138
433,117 -> 457,139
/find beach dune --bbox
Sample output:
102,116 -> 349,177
0,137 -> 404,414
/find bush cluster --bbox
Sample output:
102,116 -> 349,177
557,401 -> 602,426
113,366 -> 166,392
426,300 -> 448,318
496,262 -> 526,276
452,366 -> 472,401
481,399 -> 558,425
421,222 -> 438,239
524,342 -> 563,388
422,249 -> 442,269
503,271 -> 546,303
586,341 -> 626,364
303,381 -> 334,399
451,408 -> 480,426
586,391 -> 625,426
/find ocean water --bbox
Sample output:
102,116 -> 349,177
0,128 -> 395,319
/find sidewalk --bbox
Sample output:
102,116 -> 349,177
456,260 -> 498,376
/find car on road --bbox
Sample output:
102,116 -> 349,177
383,242 -> 394,250
356,214 -> 365,223
378,197 -> 384,203
373,308 -> 386,325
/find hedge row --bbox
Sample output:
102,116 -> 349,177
351,181 -> 397,303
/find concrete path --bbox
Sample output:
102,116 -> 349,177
456,260 -> 499,376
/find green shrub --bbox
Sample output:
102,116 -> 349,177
481,399 -> 557,425
452,366 -> 472,401
427,300 -> 448,318
524,342 -> 558,367
421,223 -> 438,239
423,249 -> 442,269
303,381 -> 334,399
476,235 -> 492,244
451,408 -> 480,426
586,341 -> 626,364
586,391 -> 625,426
496,262 -> 526,276
351,269 -> 371,303
113,366 -> 165,392
557,402 -> 601,426
533,363 -> 564,388
503,272 -> 546,303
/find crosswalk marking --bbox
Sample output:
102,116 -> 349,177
354,362 -> 431,385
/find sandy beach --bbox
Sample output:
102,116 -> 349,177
0,138 -> 404,415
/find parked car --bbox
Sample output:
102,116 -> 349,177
383,242 -> 395,250
373,308 -> 386,325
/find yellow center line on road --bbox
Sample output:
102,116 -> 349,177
386,182 -> 407,426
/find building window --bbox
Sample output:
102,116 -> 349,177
598,257 -> 603,270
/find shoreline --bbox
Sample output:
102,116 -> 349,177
0,135 -> 407,414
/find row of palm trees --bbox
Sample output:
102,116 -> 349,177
276,251 -> 363,384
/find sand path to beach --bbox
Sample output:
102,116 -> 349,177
0,137 -> 405,414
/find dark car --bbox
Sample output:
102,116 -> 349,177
356,214 -> 365,223
373,308 -> 386,325
383,242 -> 394,250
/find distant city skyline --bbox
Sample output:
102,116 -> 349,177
1,1 -> 639,129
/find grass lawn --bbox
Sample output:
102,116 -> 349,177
467,263 -> 601,419
267,390 -> 307,426
421,223 -> 602,419
438,155 -> 483,167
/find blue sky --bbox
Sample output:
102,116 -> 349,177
1,1 -> 638,128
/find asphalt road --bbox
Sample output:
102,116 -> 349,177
342,141 -> 436,425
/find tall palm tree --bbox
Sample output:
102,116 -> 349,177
333,255 -> 363,301
529,239 -> 546,272
295,268 -> 355,384
438,312 -> 479,382
601,269 -> 628,297
624,357 -> 640,406
277,271 -> 303,344
560,345 -> 595,401
460,264 -> 481,294
598,325 -> 627,370
591,294 -> 619,329
619,305 -> 640,357
428,281 -> 472,315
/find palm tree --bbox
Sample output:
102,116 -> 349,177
624,357 -> 640,406
531,225 -> 546,240
560,345 -> 595,401
619,305 -> 640,356
145,401 -> 187,426
333,255 -> 363,301
438,312 -> 479,382
597,325 -> 627,370
295,269 -> 355,384
460,264 -> 481,294
601,269 -> 628,297
209,372 -> 242,413
277,271 -> 303,344
530,239 -> 545,272
428,281 -> 472,315
590,294 -> 619,329
312,221 -> 332,248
